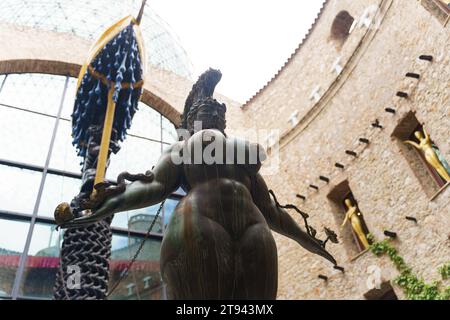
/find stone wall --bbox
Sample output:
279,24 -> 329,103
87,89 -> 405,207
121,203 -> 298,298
236,0 -> 449,299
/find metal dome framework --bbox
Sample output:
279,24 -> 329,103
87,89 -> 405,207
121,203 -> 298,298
0,0 -> 194,79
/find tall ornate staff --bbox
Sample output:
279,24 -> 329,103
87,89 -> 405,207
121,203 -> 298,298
54,1 -> 147,300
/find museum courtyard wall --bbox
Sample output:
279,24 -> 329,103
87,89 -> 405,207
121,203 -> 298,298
237,0 -> 449,299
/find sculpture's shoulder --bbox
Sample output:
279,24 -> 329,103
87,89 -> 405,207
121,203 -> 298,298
181,129 -> 267,174
227,136 -> 267,174
162,141 -> 185,164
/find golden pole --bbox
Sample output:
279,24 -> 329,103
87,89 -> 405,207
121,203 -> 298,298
92,86 -> 117,196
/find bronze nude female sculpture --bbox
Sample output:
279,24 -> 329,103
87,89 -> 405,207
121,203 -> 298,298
57,69 -> 336,299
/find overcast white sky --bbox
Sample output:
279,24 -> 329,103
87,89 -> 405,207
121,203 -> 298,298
147,0 -> 326,103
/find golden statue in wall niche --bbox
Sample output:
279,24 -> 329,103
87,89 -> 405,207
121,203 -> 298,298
404,128 -> 450,182
341,198 -> 370,250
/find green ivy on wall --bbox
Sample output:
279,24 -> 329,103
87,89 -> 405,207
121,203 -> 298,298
367,234 -> 450,300
439,263 -> 450,280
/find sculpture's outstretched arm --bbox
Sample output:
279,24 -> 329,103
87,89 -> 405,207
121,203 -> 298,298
340,211 -> 350,229
251,173 -> 336,265
60,143 -> 182,228
422,127 -> 431,143
404,140 -> 420,149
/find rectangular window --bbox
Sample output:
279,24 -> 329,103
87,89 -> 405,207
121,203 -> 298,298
0,219 -> 31,298
0,74 -> 67,117
37,174 -> 82,218
106,137 -> 163,180
111,203 -> 165,236
109,234 -> 163,300
364,281 -> 399,300
0,165 -> 42,214
19,222 -> 61,299
0,107 -> 55,167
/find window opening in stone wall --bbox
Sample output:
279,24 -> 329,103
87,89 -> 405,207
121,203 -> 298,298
329,11 -> 355,50
364,281 -> 399,300
392,112 -> 450,197
327,181 -> 372,258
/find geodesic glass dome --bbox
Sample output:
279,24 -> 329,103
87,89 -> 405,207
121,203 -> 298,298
0,0 -> 193,79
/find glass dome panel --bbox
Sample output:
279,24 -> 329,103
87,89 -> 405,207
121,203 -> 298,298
0,0 -> 193,79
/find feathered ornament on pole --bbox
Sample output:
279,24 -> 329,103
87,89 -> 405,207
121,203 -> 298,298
73,6 -> 147,193
56,1 -> 147,222
53,0 -> 147,300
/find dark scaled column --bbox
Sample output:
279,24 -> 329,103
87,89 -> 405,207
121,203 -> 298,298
53,126 -> 120,300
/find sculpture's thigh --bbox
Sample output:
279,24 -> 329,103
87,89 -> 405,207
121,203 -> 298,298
234,222 -> 278,299
160,212 -> 235,299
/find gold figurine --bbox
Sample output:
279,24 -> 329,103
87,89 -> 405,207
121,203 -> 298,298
341,199 -> 370,250
404,128 -> 450,182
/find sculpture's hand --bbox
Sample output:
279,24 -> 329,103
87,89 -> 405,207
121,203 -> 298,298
292,226 -> 337,265
422,126 -> 430,142
340,213 -> 349,229
58,193 -> 122,229
58,143 -> 182,229
77,170 -> 154,212
54,180 -> 125,227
